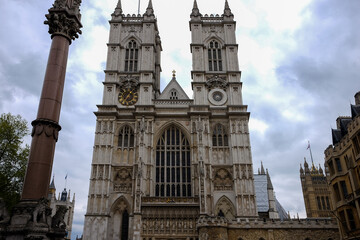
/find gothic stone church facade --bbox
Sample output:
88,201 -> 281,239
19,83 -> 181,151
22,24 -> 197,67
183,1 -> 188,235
83,1 -> 339,239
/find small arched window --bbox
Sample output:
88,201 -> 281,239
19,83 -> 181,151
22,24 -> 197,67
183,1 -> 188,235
125,40 -> 138,72
317,196 -> 322,210
326,196 -> 330,210
208,40 -> 222,72
118,126 -> 134,149
169,89 -> 178,100
212,124 -> 228,147
121,210 -> 129,240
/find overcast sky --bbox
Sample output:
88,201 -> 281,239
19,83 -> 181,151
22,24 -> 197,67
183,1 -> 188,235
1,0 -> 360,239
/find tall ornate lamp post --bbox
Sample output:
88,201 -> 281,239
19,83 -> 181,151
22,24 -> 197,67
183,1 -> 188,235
0,1 -> 82,239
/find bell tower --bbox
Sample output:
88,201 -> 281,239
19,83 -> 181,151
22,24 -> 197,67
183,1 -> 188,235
102,0 -> 162,108
189,0 -> 258,219
190,0 -> 242,107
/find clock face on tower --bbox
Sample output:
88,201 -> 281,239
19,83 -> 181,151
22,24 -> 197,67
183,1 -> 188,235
118,88 -> 138,106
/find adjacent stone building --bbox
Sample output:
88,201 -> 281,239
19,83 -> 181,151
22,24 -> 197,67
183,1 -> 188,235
325,91 -> 360,239
48,177 -> 75,240
82,1 -> 340,239
300,158 -> 333,218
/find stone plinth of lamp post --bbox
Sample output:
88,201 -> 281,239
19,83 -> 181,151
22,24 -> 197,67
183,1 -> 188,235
0,0 -> 82,239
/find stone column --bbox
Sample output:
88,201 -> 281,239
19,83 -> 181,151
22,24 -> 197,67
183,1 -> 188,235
21,0 -> 82,200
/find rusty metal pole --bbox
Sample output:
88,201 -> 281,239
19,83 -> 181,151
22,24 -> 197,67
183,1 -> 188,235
21,0 -> 82,200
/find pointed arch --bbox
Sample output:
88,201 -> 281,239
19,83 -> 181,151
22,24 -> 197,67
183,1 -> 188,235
118,125 -> 135,149
203,35 -> 225,47
108,196 -> 131,240
215,195 -> 236,220
153,121 -> 191,143
212,123 -> 229,147
154,124 -> 191,197
122,38 -> 140,72
207,39 -> 223,72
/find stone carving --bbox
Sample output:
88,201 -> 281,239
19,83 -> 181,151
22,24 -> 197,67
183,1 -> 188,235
142,215 -> 198,235
119,75 -> 140,89
32,198 -> 49,225
31,119 -> 61,141
215,196 -> 235,220
45,0 -> 82,42
51,205 -> 68,229
205,75 -> 228,90
213,168 -> 233,191
113,168 -> 132,193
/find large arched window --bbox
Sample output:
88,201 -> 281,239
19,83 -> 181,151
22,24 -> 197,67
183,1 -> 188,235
118,126 -> 134,149
208,40 -> 222,72
125,40 -> 138,72
212,124 -> 228,147
155,126 -> 191,197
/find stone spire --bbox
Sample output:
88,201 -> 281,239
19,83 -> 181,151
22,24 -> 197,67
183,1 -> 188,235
223,0 -> 234,18
319,164 -> 324,175
266,169 -> 273,190
304,157 -> 310,174
260,161 -> 265,175
113,0 -> 123,17
144,0 -> 154,16
191,0 -> 201,17
300,164 -> 304,175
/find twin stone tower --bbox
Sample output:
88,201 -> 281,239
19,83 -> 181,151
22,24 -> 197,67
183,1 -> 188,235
83,0 -> 257,239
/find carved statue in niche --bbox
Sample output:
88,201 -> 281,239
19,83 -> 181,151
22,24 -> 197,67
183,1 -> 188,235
215,196 -> 235,220
113,168 -> 132,193
197,116 -> 203,143
213,168 -> 233,191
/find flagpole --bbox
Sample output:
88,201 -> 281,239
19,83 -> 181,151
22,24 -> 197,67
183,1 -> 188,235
138,0 -> 141,15
308,140 -> 314,165
65,173 -> 68,190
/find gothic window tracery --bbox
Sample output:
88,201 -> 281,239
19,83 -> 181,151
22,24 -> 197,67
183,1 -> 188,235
208,40 -> 223,72
155,126 -> 191,197
212,124 -> 229,147
118,126 -> 135,149
125,40 -> 138,72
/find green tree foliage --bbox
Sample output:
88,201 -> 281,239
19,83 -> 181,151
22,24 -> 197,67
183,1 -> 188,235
0,113 -> 30,210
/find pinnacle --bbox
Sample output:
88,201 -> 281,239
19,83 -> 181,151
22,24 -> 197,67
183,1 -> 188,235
116,0 -> 122,9
191,0 -> 201,17
113,0 -> 123,16
260,161 -> 265,175
223,0 -> 233,17
147,0 -> 153,10
144,0 -> 154,16
193,0 -> 199,9
225,0 -> 230,10
266,168 -> 274,189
